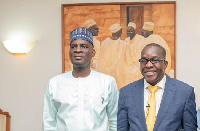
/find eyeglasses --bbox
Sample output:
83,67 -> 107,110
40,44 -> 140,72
139,58 -> 165,65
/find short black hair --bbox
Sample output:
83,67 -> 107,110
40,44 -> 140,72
142,43 -> 166,59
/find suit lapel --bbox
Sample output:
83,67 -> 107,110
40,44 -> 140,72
131,78 -> 147,131
153,75 -> 177,130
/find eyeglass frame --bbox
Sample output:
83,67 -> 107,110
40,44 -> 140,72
139,58 -> 166,65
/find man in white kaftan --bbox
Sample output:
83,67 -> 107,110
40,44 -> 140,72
43,27 -> 118,131
97,23 -> 125,89
123,22 -> 143,85
84,19 -> 101,70
43,70 -> 118,131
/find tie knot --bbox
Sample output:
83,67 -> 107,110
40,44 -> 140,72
148,86 -> 158,93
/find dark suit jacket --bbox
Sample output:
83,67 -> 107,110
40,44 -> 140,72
117,75 -> 197,131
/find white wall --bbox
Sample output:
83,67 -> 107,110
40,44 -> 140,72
0,0 -> 199,130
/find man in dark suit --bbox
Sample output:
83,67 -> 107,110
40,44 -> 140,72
117,43 -> 197,131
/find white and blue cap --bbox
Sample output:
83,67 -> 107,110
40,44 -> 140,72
70,27 -> 93,45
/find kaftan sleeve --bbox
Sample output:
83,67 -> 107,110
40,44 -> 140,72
43,81 -> 57,131
106,77 -> 119,131
198,107 -> 200,130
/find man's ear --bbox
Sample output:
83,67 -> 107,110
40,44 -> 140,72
92,48 -> 96,57
164,60 -> 168,69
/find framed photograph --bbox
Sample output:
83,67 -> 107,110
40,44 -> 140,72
62,2 -> 176,90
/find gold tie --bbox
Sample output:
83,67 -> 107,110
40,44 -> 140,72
146,86 -> 158,131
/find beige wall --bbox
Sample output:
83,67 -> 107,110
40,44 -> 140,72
0,0 -> 199,130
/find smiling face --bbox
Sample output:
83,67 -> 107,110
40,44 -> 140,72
140,45 -> 168,85
69,38 -> 95,69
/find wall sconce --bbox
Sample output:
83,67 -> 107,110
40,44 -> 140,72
3,39 -> 35,54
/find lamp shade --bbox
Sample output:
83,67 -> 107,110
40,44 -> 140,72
3,40 -> 35,54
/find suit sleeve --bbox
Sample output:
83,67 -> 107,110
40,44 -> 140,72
43,81 -> 57,131
182,87 -> 197,130
117,89 -> 129,131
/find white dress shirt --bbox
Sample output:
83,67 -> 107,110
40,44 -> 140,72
144,75 -> 166,117
43,70 -> 118,131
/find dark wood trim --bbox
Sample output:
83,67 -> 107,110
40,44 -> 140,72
174,2 -> 176,78
61,1 -> 176,6
61,5 -> 65,73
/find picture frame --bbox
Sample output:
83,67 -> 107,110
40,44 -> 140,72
62,2 -> 176,89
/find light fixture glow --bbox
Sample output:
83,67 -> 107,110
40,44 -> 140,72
3,39 -> 35,54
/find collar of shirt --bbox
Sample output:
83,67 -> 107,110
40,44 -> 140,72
143,75 -> 166,116
70,70 -> 93,79
144,74 -> 166,90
